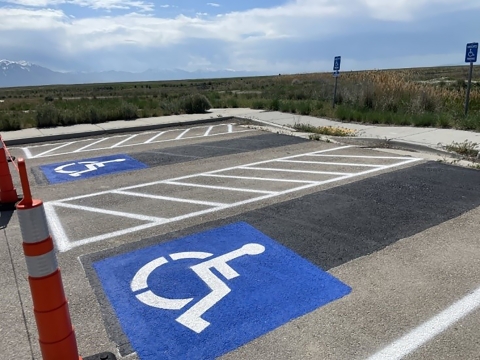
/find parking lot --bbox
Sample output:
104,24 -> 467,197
2,122 -> 480,360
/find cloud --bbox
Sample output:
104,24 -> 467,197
2,0 -> 155,11
0,0 -> 479,73
206,2 -> 219,7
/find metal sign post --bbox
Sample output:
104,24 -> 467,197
333,56 -> 341,108
464,42 -> 478,116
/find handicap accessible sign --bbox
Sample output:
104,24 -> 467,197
40,154 -> 147,184
93,222 -> 352,360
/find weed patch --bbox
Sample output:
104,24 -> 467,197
293,123 -> 356,136
445,140 -> 479,158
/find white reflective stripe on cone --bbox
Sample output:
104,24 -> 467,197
25,250 -> 58,278
17,205 -> 50,244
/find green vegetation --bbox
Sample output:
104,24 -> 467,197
293,123 -> 357,136
0,65 -> 479,131
445,140 -> 479,158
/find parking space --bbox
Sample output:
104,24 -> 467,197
44,145 -> 422,252
19,123 -> 250,159
3,124 -> 480,360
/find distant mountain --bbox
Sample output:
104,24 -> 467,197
0,60 -> 267,88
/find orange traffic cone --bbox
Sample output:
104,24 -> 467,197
16,158 -> 81,360
0,134 -> 19,206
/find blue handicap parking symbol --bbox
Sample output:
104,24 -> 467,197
93,222 -> 352,360
40,154 -> 147,184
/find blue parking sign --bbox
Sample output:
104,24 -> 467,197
333,56 -> 341,71
465,43 -> 478,63
93,222 -> 352,360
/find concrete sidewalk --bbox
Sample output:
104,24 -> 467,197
2,108 -> 480,155
242,111 -> 480,154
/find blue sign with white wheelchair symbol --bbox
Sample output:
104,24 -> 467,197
93,222 -> 352,360
40,154 -> 147,184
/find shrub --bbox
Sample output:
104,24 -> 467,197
84,106 -> 103,124
297,101 -> 311,115
269,98 -> 280,111
227,97 -> 239,108
179,94 -> 212,114
119,101 -> 139,120
252,100 -> 266,109
59,110 -> 77,126
0,115 -> 21,131
36,103 -> 60,128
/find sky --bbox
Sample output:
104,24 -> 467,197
0,0 -> 479,74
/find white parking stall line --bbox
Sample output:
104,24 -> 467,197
73,137 -> 109,152
34,142 -> 75,158
276,160 -> 381,168
144,131 -> 167,144
21,147 -> 33,159
310,154 -> 415,159
111,134 -> 139,148
238,166 -> 354,176
112,190 -> 228,207
204,126 -> 214,136
200,174 -> 317,184
45,147 -> 423,251
176,128 -> 191,139
22,123 -> 252,159
367,285 -> 480,360
163,181 -> 278,195
56,223 -> 164,252
52,202 -> 167,222
44,202 -> 69,249
50,146 -> 355,203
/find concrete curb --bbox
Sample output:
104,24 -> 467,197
327,136 -> 465,159
2,113 -> 473,163
242,117 -> 461,157
3,116 -> 236,147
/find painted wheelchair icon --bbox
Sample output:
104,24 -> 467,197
130,243 -> 265,333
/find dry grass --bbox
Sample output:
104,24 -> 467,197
0,65 -> 479,131
293,123 -> 357,137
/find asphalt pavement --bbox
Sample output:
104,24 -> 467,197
1,115 -> 480,360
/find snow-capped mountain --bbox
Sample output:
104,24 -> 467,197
0,60 -> 264,88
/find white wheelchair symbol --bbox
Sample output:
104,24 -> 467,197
54,158 -> 126,177
131,243 -> 266,333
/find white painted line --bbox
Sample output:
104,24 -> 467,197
367,285 -> 480,360
228,124 -> 233,133
111,134 -> 139,148
112,190 -> 227,207
51,202 -> 167,222
201,174 -> 317,184
204,126 -> 214,136
30,129 -> 255,159
176,128 -> 190,139
163,181 -> 278,195
239,166 -> 353,176
276,160 -> 381,168
204,145 -> 355,175
33,142 -> 75,158
145,131 -> 166,144
48,146 -> 357,202
21,147 -> 33,159
48,154 -> 422,251
73,137 -> 109,152
65,223 -> 163,252
44,203 -> 70,253
311,154 -> 416,160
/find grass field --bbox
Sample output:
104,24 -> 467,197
0,65 -> 479,132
